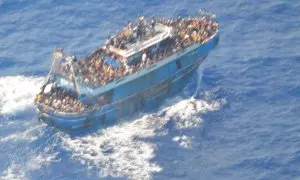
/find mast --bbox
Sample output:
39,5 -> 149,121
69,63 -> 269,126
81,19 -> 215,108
45,49 -> 62,84
40,49 -> 63,93
66,56 -> 81,97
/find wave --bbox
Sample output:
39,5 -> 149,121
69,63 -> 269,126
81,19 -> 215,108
0,75 -> 225,180
59,95 -> 226,180
0,122 -> 45,143
0,152 -> 58,180
0,122 -> 59,180
0,76 -> 45,115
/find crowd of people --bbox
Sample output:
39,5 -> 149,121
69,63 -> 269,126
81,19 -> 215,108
38,15 -> 218,113
105,16 -> 158,50
66,15 -> 219,88
35,87 -> 90,113
159,15 -> 218,46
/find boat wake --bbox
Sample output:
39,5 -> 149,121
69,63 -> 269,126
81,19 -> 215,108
0,76 -> 45,115
0,75 -> 226,180
59,96 -> 226,179
1,149 -> 58,180
0,121 -> 59,180
0,76 -> 57,180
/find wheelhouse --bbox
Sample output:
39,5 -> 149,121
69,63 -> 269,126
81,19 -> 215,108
109,23 -> 173,65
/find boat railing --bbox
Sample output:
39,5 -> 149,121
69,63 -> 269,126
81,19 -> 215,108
53,106 -> 95,116
36,102 -> 55,112
201,24 -> 219,44
115,76 -> 126,84
147,63 -> 158,69
36,102 -> 95,116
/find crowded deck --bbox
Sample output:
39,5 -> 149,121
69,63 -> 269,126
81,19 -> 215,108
36,14 -> 219,113
63,15 -> 219,87
36,86 -> 90,113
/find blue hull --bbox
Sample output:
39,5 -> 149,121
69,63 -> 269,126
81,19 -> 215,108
37,32 -> 219,130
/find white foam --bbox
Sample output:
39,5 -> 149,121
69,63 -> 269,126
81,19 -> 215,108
172,135 -> 193,149
0,153 -> 58,180
60,115 -> 163,180
0,123 -> 59,180
0,74 -> 226,179
0,76 -> 45,115
0,121 -> 17,128
161,96 -> 226,129
26,152 -> 59,171
1,163 -> 26,180
60,93 -> 226,179
0,122 -> 45,143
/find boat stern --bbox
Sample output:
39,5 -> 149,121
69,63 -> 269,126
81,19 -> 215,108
35,103 -> 95,130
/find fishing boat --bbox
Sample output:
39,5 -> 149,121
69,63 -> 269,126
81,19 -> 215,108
35,12 -> 220,130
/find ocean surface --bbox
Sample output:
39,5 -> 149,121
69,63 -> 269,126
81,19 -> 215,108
0,0 -> 300,179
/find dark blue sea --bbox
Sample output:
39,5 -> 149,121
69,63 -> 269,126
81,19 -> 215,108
1,0 -> 300,179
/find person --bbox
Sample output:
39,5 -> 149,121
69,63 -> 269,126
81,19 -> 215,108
137,16 -> 146,40
146,57 -> 152,67
150,16 -> 156,33
137,19 -> 142,40
124,62 -> 131,75
95,59 -> 100,71
35,94 -> 41,103
127,21 -> 133,30
126,22 -> 134,43
112,37 -> 117,47
191,30 -> 199,41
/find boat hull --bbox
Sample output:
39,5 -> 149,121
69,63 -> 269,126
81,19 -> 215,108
36,32 -> 219,130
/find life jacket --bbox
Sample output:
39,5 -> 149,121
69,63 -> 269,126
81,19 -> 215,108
95,61 -> 99,69
109,68 -> 114,76
36,95 -> 41,102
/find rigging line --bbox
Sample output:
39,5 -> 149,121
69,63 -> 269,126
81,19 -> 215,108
44,50 -> 59,85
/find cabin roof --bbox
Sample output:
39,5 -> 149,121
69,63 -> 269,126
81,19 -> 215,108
109,23 -> 173,58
